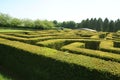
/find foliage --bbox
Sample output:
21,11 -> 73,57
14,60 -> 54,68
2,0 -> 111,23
1,13 -> 120,32
0,13 -> 55,29
0,73 -> 12,80
61,42 -> 120,62
100,40 -> 120,54
0,30 -> 120,80
114,41 -> 120,48
0,38 -> 120,80
36,39 -> 66,49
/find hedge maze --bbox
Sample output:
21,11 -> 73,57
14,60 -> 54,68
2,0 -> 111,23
0,30 -> 120,80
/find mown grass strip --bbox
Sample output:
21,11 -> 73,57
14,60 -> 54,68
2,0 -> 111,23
0,38 -> 120,80
61,42 -> 120,63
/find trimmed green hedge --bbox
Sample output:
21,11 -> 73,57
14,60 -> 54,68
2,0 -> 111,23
36,39 -> 67,50
100,40 -> 120,54
37,39 -> 100,50
6,32 -> 62,38
0,38 -> 120,80
61,42 -> 120,62
98,32 -> 109,39
0,34 -> 53,44
84,40 -> 100,50
114,41 -> 120,48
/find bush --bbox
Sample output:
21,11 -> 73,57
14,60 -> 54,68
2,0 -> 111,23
0,38 -> 120,80
100,40 -> 120,54
114,41 -> 120,48
36,39 -> 66,50
0,34 -> 53,44
84,40 -> 100,50
61,42 -> 120,62
99,33 -> 107,38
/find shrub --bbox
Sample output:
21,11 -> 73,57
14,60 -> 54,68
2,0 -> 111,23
99,32 -> 107,38
36,39 -> 66,50
90,35 -> 99,39
0,38 -> 120,80
61,42 -> 120,62
84,40 -> 100,50
0,34 -> 53,44
37,39 -> 100,50
114,41 -> 120,48
100,40 -> 120,54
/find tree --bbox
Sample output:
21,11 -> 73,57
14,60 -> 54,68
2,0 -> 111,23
97,18 -> 103,31
114,19 -> 120,32
22,19 -> 34,28
80,20 -> 87,28
109,20 -> 115,32
60,21 -> 76,29
53,20 -> 57,25
34,19 -> 44,29
67,21 -> 76,29
34,20 -> 54,29
11,18 -> 22,27
0,13 -> 12,27
43,20 -> 55,29
103,18 -> 109,32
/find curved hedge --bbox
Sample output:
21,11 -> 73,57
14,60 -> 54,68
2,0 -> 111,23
61,42 -> 120,62
100,40 -> 120,54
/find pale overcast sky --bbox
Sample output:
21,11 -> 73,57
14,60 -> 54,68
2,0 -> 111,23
0,0 -> 120,22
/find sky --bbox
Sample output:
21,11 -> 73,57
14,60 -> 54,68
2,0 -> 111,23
0,0 -> 120,22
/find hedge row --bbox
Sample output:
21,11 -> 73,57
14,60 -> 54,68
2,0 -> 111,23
114,41 -> 120,48
112,33 -> 120,40
7,32 -> 63,38
0,34 -> 53,44
61,42 -> 120,62
75,30 -> 97,37
90,35 -> 99,39
100,40 -> 120,54
106,33 -> 113,40
36,39 -> 100,50
0,38 -> 120,80
36,39 -> 67,50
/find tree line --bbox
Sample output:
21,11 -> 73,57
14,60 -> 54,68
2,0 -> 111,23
0,13 -> 120,32
58,18 -> 120,32
0,13 -> 55,29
